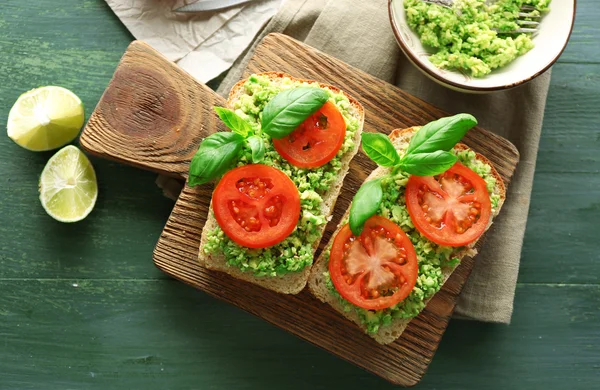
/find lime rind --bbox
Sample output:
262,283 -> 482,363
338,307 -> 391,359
39,145 -> 98,223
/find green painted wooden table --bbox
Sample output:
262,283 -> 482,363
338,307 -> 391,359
1,1 -> 598,389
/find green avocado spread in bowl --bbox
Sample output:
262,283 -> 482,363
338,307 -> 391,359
404,0 -> 552,77
389,0 -> 575,92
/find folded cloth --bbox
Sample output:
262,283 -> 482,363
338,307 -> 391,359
136,0 -> 550,323
105,0 -> 283,83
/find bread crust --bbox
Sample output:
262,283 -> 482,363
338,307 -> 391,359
198,72 -> 365,294
307,127 -> 507,344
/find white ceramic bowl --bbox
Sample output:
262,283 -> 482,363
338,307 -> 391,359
388,0 -> 576,93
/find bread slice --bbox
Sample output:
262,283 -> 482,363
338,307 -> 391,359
198,72 -> 365,294
308,126 -> 506,344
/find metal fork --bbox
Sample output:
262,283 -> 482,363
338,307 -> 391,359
420,0 -> 541,34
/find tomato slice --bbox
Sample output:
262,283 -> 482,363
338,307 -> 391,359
405,162 -> 492,247
272,101 -> 346,168
329,216 -> 418,311
212,164 -> 300,249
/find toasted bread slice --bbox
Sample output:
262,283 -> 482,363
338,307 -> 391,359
198,72 -> 365,294
308,126 -> 506,344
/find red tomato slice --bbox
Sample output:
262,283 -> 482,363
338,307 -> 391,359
212,164 -> 300,249
329,216 -> 418,311
405,162 -> 492,247
272,101 -> 346,168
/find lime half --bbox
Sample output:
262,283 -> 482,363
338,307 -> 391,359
39,145 -> 98,223
7,86 -> 85,151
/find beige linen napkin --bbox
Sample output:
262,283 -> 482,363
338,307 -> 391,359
112,0 -> 550,323
219,0 -> 550,324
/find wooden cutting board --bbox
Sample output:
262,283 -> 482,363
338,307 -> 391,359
79,33 -> 519,387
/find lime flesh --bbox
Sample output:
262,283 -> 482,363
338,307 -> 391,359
7,86 -> 85,151
39,145 -> 98,223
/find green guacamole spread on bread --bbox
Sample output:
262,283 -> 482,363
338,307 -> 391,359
322,147 -> 501,334
203,74 -> 359,277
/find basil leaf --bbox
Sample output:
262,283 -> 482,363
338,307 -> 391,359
361,133 -> 400,167
406,113 -> 477,155
247,135 -> 265,163
213,107 -> 252,137
398,151 -> 458,176
261,87 -> 329,139
188,132 -> 244,187
349,178 -> 383,236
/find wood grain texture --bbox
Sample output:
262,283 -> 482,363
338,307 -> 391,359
557,2 -> 600,63
534,63 -> 600,175
519,63 -> 600,285
79,33 -> 518,386
80,41 -> 228,179
1,0 -> 600,389
1,280 -> 598,390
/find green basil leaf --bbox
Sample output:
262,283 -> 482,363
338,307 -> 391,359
361,133 -> 400,167
261,87 -> 329,139
247,135 -> 265,163
406,113 -> 477,155
213,107 -> 252,137
398,151 -> 458,176
188,132 -> 244,187
349,178 -> 383,236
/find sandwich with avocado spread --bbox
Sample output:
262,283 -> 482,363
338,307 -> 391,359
188,72 -> 364,294
308,114 -> 506,344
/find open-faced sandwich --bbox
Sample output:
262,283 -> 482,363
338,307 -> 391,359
188,72 -> 364,294
308,114 -> 506,344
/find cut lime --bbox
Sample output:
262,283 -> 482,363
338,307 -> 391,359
39,145 -> 98,223
7,86 -> 85,151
